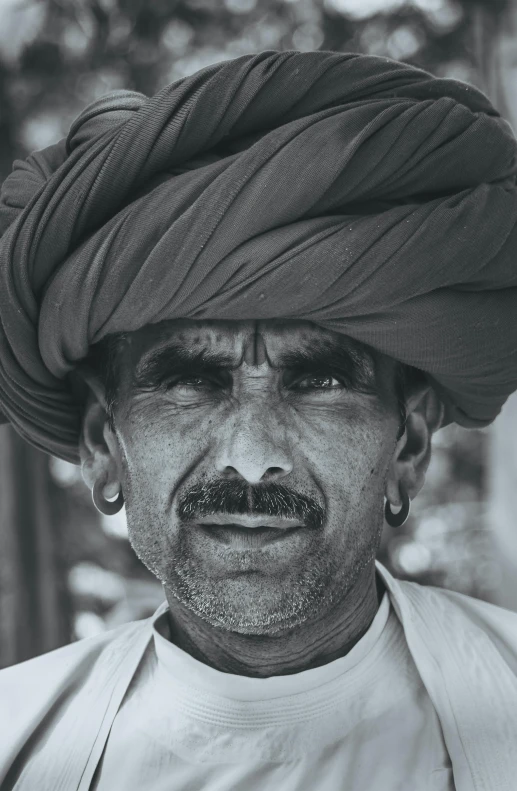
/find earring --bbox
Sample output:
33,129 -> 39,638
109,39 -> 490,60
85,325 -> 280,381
384,486 -> 411,528
92,476 -> 125,516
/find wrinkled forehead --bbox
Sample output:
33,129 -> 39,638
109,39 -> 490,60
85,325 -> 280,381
126,318 -> 373,367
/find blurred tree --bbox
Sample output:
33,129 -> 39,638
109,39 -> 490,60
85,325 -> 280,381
0,0 -> 510,178
481,0 -> 517,611
0,425 -> 71,669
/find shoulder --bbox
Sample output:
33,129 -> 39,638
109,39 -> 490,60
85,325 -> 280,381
0,617 -> 149,737
399,577 -> 517,672
405,577 -> 517,625
1,617 -> 145,680
378,559 -> 517,633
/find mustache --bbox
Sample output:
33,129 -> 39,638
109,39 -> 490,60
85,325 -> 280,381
176,480 -> 325,530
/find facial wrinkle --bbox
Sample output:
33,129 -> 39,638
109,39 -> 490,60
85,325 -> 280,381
242,321 -> 268,367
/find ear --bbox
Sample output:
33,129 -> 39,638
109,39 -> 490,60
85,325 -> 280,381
385,383 -> 444,507
77,366 -> 121,499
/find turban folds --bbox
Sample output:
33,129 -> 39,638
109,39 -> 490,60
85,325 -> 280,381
1,50 -> 517,464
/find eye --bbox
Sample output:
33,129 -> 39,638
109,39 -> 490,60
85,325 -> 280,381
291,373 -> 344,390
164,376 -> 218,391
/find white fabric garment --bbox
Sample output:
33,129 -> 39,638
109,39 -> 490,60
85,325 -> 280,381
91,591 -> 454,791
3,562 -> 517,791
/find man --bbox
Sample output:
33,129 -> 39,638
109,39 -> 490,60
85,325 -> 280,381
0,50 -> 516,790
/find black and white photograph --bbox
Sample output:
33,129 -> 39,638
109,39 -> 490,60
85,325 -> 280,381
0,0 -> 516,788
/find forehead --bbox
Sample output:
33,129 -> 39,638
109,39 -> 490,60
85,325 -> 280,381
127,319 -> 368,364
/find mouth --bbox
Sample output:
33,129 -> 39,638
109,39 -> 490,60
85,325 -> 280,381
194,514 -> 303,529
193,517 -> 304,548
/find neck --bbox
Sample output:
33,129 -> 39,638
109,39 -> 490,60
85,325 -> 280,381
164,565 -> 383,678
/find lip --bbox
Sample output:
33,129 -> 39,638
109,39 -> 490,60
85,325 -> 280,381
194,514 -> 303,529
196,523 -> 302,547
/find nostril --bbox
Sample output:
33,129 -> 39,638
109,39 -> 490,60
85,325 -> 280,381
265,466 -> 289,478
215,436 -> 293,481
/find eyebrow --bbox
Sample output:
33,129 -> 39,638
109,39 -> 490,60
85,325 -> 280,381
132,338 -> 380,394
277,344 -> 379,393
133,341 -> 237,389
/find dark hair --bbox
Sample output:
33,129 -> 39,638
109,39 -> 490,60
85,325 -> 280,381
393,362 -> 427,440
72,332 -> 129,432
77,332 -> 426,439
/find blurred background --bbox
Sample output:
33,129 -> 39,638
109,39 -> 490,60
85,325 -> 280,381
0,0 -> 516,669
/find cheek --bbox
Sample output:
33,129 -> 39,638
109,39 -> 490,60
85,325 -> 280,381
303,414 -> 392,507
117,406 -> 213,494
117,402 -> 218,496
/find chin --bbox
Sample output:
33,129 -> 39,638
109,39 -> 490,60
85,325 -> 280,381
185,590 -> 320,635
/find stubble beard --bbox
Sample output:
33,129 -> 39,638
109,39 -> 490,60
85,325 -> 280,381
125,502 -> 384,636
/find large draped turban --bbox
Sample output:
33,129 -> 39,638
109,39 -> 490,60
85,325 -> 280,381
1,50 -> 517,465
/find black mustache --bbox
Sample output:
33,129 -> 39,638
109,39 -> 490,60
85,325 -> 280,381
177,480 -> 324,530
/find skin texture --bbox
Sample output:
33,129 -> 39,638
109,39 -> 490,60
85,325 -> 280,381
79,319 -> 443,678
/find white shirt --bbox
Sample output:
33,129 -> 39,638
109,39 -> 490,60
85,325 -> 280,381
92,591 -> 454,790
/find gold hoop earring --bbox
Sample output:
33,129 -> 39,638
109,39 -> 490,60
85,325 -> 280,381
92,476 -> 124,516
384,486 -> 411,528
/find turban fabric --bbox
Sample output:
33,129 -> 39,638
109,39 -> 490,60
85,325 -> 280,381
1,50 -> 517,465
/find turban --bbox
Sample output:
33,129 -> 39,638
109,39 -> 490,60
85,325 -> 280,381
1,50 -> 517,465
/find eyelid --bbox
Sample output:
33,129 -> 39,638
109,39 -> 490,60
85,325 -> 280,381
285,368 -> 346,383
286,368 -> 345,380
166,370 -> 230,387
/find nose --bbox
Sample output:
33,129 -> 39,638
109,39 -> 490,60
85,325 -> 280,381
214,405 -> 294,484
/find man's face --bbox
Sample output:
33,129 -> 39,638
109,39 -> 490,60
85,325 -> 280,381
109,319 -> 400,635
